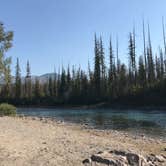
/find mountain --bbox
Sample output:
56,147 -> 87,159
0,73 -> 58,85
38,73 -> 57,82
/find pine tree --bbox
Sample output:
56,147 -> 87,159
59,67 -> 66,99
48,76 -> 53,97
138,56 -> 146,87
116,37 -> 120,74
99,37 -> 106,98
53,69 -> 57,97
25,60 -> 32,98
109,37 -> 114,81
80,71 -> 88,102
15,58 -> 21,98
119,64 -> 127,96
128,32 -> 136,86
34,78 -> 41,98
99,37 -> 106,80
143,19 -> 147,82
94,34 -> 101,98
159,48 -> 164,79
162,18 -> 166,74
155,55 -> 161,81
4,65 -> 11,98
115,37 -> 121,97
108,37 -> 115,99
67,65 -> 71,88
147,25 -> 155,84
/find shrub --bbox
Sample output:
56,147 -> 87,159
0,103 -> 17,116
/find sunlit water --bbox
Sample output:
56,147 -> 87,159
17,108 -> 166,139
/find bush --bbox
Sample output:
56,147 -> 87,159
0,103 -> 17,116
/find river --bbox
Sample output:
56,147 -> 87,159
17,107 -> 166,139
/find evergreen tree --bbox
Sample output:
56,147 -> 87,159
143,19 -> 147,82
99,37 -> 106,80
99,37 -> 106,98
138,56 -> 146,87
94,34 -> 101,98
34,78 -> 41,98
128,32 -> 136,86
108,37 -> 115,99
48,76 -> 53,97
59,67 -> 66,99
66,65 -> 71,90
162,18 -> 166,73
15,58 -> 21,98
4,65 -> 11,98
159,48 -> 164,79
147,25 -> 155,84
53,70 -> 57,97
119,64 -> 127,96
25,60 -> 32,98
155,55 -> 161,81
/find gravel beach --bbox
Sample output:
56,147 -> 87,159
0,116 -> 165,166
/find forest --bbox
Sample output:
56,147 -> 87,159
0,20 -> 166,107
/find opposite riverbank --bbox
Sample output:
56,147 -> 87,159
0,116 -> 165,166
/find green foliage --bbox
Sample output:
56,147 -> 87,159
0,22 -> 13,99
0,103 -> 16,116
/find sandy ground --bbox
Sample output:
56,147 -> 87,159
0,116 -> 165,166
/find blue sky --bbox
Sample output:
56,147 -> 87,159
0,0 -> 166,75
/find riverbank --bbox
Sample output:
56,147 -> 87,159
14,102 -> 166,110
0,116 -> 165,166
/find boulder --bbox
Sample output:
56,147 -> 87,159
83,149 -> 166,166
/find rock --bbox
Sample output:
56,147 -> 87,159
126,153 -> 140,166
155,155 -> 165,162
147,154 -> 166,166
18,114 -> 24,118
110,150 -> 126,156
40,147 -> 49,152
147,154 -> 156,163
83,149 -> 166,166
161,154 -> 166,159
40,117 -> 44,121
91,154 -> 118,165
97,151 -> 104,154
31,117 -> 38,121
82,158 -> 91,165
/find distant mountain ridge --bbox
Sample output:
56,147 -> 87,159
0,73 -> 58,85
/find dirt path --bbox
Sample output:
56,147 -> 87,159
0,116 -> 165,166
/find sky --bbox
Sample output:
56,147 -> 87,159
0,0 -> 166,76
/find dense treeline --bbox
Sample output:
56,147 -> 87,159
1,21 -> 166,107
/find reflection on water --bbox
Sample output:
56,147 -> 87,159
17,108 -> 166,138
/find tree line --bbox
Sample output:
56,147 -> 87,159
1,20 -> 166,106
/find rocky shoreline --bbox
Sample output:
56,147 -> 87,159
0,116 -> 165,166
83,150 -> 166,166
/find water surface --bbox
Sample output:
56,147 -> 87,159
17,108 -> 166,139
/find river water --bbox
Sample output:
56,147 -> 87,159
17,107 -> 166,139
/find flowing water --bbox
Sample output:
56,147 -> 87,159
17,107 -> 166,139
